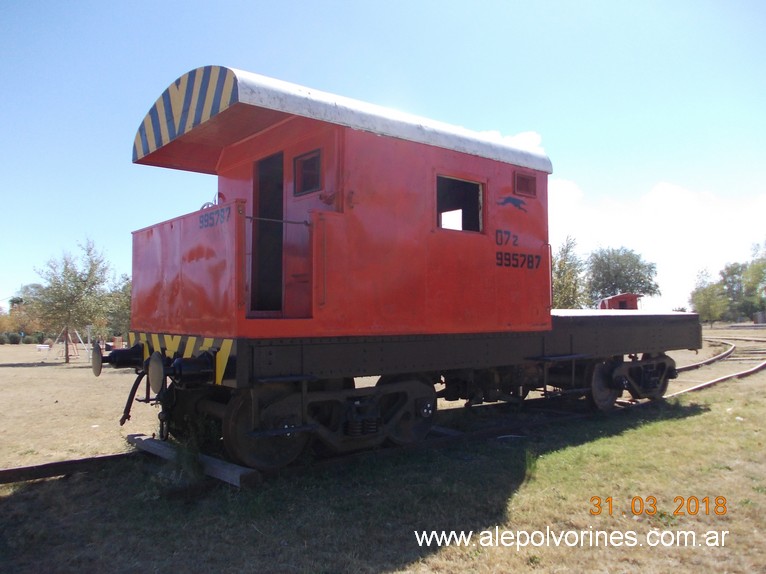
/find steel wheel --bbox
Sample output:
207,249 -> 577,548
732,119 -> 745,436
307,378 -> 354,431
646,377 -> 669,401
588,361 -> 620,411
500,365 -> 535,400
223,386 -> 309,471
376,375 -> 436,445
643,353 -> 671,400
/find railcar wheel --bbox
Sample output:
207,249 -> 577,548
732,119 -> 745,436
499,366 -> 535,401
646,379 -> 669,401
643,353 -> 671,401
376,375 -> 437,445
161,385 -> 226,450
307,378 -> 355,431
588,361 -> 620,412
223,386 -> 309,471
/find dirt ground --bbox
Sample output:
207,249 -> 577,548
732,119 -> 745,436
0,343 -> 157,469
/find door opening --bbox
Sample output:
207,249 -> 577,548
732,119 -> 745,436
251,153 -> 284,313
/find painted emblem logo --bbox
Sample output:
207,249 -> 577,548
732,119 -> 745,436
497,196 -> 527,212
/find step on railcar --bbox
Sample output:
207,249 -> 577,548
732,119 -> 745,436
93,66 -> 701,470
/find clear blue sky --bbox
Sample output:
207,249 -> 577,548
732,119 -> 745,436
1,0 -> 764,311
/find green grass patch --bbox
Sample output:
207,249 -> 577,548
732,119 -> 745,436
2,376 -> 765,573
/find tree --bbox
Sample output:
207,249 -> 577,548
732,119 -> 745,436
107,274 -> 132,338
89,274 -> 131,342
32,241 -> 110,362
743,243 -> 766,318
718,262 -> 748,321
551,235 -> 587,308
0,306 -> 12,335
8,285 -> 44,336
689,272 -> 728,326
687,240 -> 766,325
586,247 -> 660,305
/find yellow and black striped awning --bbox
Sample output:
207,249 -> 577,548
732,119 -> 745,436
133,66 -> 238,166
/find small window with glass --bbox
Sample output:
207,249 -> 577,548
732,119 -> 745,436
294,150 -> 322,196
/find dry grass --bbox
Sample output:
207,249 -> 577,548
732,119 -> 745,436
0,344 -> 157,468
1,328 -> 765,573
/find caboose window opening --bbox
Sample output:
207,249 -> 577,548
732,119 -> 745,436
294,149 -> 322,196
515,172 -> 537,197
436,176 -> 482,232
251,152 -> 284,314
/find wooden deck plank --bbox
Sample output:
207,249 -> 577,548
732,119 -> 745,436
127,434 -> 261,488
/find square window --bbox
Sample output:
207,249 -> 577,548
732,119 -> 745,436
294,150 -> 321,196
436,176 -> 482,232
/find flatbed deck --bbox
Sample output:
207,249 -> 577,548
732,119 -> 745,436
236,311 -> 702,384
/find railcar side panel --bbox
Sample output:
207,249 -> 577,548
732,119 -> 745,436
137,122 -> 553,340
131,200 -> 246,337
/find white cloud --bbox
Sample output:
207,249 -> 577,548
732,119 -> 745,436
549,179 -> 766,311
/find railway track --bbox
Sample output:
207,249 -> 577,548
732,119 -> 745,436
667,336 -> 766,397
0,453 -> 136,485
3,335 -> 765,487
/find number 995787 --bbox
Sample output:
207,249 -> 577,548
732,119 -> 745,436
495,251 -> 541,269
199,206 -> 231,229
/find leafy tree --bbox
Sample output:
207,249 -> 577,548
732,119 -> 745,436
743,243 -> 766,317
89,275 -> 131,342
107,274 -> 132,338
0,306 -> 12,334
687,241 -> 766,324
551,235 -> 587,308
32,241 -> 110,362
689,272 -> 728,326
8,285 -> 44,336
718,262 -> 748,321
585,247 -> 660,305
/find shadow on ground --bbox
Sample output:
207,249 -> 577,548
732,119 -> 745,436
0,399 -> 708,574
0,362 -> 85,369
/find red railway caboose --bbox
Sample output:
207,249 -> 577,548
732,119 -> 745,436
95,66 -> 701,470
130,66 -> 552,340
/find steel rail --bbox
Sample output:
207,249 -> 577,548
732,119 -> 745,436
676,339 -> 736,372
666,358 -> 766,397
0,452 -> 136,485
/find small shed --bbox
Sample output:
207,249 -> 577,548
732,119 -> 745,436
599,293 -> 642,310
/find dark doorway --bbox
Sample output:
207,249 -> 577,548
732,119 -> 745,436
252,153 -> 284,313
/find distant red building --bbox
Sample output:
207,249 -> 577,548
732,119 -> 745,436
599,293 -> 641,310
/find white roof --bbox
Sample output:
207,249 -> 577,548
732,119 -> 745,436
232,68 -> 553,173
